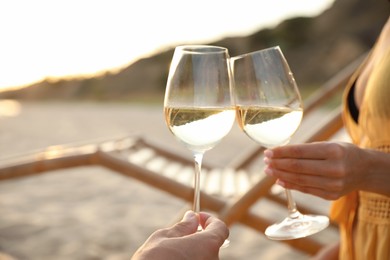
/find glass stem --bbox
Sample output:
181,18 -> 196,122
193,152 -> 204,213
285,189 -> 301,219
193,152 -> 204,232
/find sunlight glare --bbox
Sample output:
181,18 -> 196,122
0,99 -> 22,117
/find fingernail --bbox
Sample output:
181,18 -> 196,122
264,149 -> 273,158
263,157 -> 270,165
264,167 -> 273,176
182,211 -> 196,221
276,179 -> 285,187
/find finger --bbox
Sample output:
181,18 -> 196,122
163,211 -> 199,238
199,212 -> 226,232
276,179 -> 342,200
198,212 -> 229,244
267,166 -> 343,192
265,157 -> 326,176
265,156 -> 344,178
265,142 -> 338,160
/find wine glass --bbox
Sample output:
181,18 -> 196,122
230,46 -> 329,240
164,45 -> 235,246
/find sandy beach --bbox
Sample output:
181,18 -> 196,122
0,101 -> 337,260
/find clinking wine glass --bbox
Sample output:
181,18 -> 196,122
164,45 -> 235,246
230,46 -> 329,240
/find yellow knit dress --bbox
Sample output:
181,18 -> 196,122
329,42 -> 390,259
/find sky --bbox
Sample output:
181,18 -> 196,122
0,0 -> 334,91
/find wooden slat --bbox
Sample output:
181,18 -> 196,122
0,153 -> 97,181
96,150 -> 226,212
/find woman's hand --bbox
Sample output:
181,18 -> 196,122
263,142 -> 368,200
132,211 -> 229,260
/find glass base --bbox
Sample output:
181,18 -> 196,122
265,214 -> 329,240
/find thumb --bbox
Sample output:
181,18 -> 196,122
181,210 -> 198,222
169,211 -> 199,237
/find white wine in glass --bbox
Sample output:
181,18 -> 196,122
164,45 -> 235,246
231,46 -> 329,240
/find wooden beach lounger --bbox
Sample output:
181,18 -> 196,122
0,55 -> 364,255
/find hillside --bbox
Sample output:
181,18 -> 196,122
0,0 -> 388,101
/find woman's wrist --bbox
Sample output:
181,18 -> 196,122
362,148 -> 390,196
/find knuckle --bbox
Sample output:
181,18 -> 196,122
328,162 -> 347,178
151,228 -> 169,239
331,179 -> 344,191
173,222 -> 191,233
290,145 -> 303,157
155,228 -> 169,235
288,158 -> 302,171
327,142 -> 345,159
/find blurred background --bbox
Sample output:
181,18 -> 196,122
0,0 -> 388,259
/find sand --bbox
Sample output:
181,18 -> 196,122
0,101 -> 337,260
